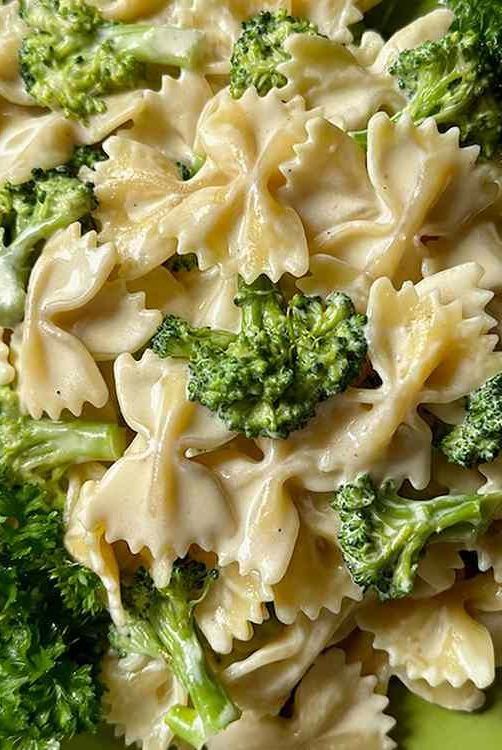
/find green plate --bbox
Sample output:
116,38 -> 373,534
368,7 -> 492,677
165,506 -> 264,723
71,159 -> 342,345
66,676 -> 502,749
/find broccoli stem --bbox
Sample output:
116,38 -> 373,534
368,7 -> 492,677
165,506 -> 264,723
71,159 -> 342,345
150,599 -> 239,748
98,25 -> 202,69
14,419 -> 126,473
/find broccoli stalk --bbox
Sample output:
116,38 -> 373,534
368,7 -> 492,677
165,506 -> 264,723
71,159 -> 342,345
352,1 -> 502,157
332,474 -> 502,600
0,387 -> 125,478
110,560 -> 240,749
150,276 -> 367,439
0,165 -> 96,327
439,373 -> 502,467
19,0 -> 203,120
230,10 -> 320,99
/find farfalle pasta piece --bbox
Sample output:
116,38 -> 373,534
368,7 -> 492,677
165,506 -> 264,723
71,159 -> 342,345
278,34 -> 403,130
0,2 -> 32,106
0,328 -> 14,386
18,224 -> 116,419
0,102 -> 75,184
195,560 -> 271,655
102,654 -> 187,750
272,492 -> 361,624
79,351 -> 235,585
283,113 -> 494,284
357,574 -> 502,690
221,609 -> 352,714
67,279 -> 162,361
89,90 -> 313,281
211,648 -> 395,749
122,72 -> 213,160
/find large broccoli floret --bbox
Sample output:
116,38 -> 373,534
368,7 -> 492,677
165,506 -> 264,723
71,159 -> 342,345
19,0 -> 203,120
439,373 -> 502,468
150,276 -> 367,439
0,163 -> 96,327
0,466 -> 109,749
230,10 -> 320,99
332,474 -> 502,600
0,386 -> 125,480
354,1 -> 502,157
110,559 -> 240,749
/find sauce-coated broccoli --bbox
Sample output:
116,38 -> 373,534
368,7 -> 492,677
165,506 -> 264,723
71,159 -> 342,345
150,276 -> 367,439
230,10 -> 320,99
0,159 -> 97,328
18,0 -> 203,120
0,386 -> 126,479
439,373 -> 502,468
354,0 -> 502,157
110,559 -> 240,749
332,474 -> 502,600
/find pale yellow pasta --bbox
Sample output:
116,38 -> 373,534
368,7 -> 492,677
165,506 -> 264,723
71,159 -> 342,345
357,574 -> 502,690
78,351 -> 235,585
0,2 -> 31,106
210,648 -> 396,749
89,90 -> 313,281
102,654 -> 187,750
18,224 -> 116,419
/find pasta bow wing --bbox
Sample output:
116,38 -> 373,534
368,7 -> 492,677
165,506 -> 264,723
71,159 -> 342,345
19,223 -> 116,419
90,91 -> 313,281
79,351 -> 235,585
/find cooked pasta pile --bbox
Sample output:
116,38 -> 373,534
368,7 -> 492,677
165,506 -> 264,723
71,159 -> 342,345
2,0 -> 502,748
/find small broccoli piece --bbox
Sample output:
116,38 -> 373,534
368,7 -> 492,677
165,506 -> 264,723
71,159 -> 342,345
363,0 -> 441,39
150,276 -> 367,439
0,467 -> 108,749
230,10 -> 320,99
332,474 -> 502,600
0,386 -> 125,479
19,0 -> 203,121
166,253 -> 199,273
68,144 -> 108,173
176,154 -> 205,182
439,373 -> 502,467
0,165 -> 96,327
352,1 -> 502,156
110,559 -> 240,749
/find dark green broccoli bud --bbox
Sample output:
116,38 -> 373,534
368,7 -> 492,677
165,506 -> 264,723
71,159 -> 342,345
332,474 -> 502,600
0,165 -> 96,327
19,0 -> 203,121
0,386 -> 126,480
166,253 -> 199,273
150,276 -> 367,439
230,10 -> 320,99
176,154 -> 205,182
0,467 -> 108,748
67,143 -> 108,173
110,559 -> 240,749
353,2 -> 502,157
439,373 -> 502,468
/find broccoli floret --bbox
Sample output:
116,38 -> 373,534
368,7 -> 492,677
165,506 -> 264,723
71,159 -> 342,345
0,386 -> 125,480
332,474 -> 502,600
110,559 -> 240,749
354,1 -> 502,157
0,466 -> 109,749
166,253 -> 199,273
230,10 -> 320,99
19,0 -> 203,121
439,373 -> 502,467
0,165 -> 96,327
176,154 -> 205,182
67,143 -> 108,173
150,276 -> 367,439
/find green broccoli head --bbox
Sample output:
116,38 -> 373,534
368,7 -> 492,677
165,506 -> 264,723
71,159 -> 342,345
0,467 -> 108,748
332,474 -> 502,600
67,144 -> 108,173
166,252 -> 199,273
150,277 -> 367,439
389,30 -> 502,157
0,165 -> 96,327
230,10 -> 320,99
0,386 -> 125,480
440,373 -> 502,467
111,559 -> 239,749
19,0 -> 203,121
